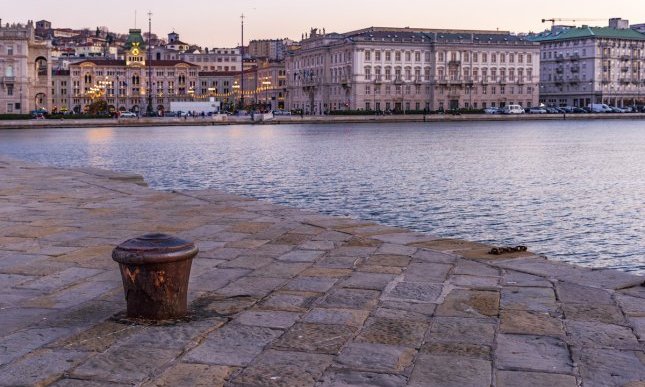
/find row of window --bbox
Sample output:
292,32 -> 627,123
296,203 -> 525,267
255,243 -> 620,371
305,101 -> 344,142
365,50 -> 533,64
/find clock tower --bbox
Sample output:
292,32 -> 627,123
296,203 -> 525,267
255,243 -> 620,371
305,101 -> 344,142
124,29 -> 146,65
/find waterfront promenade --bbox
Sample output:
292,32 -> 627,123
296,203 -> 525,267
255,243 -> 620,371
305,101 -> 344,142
0,157 -> 643,386
2,112 -> 645,129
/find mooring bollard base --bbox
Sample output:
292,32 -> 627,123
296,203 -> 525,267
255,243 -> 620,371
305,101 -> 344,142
112,233 -> 198,321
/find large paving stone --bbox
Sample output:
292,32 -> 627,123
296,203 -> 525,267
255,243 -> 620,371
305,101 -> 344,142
412,249 -> 458,264
500,310 -> 564,336
496,334 -> 573,373
428,317 -> 495,345
453,259 -> 499,277
183,324 -> 283,366
496,370 -> 578,387
272,323 -> 356,354
335,342 -> 416,373
573,348 -> 645,387
616,293 -> 645,317
47,321 -> 141,352
302,308 -> 370,327
364,254 -> 411,267
341,272 -> 396,290
235,310 -> 301,329
449,274 -> 499,288
0,349 -> 88,386
556,282 -> 614,304
403,262 -> 453,283
316,288 -> 380,309
493,257 -> 643,289
318,368 -> 407,387
408,354 -> 491,387
565,320 -> 641,350
502,270 -> 552,287
283,276 -> 338,292
17,267 -> 103,292
501,286 -> 559,314
356,317 -> 428,347
276,249 -> 324,263
228,350 -> 333,386
421,341 -> 491,360
0,327 -> 71,366
71,344 -> 179,383
562,302 -> 626,325
383,282 -> 443,303
216,276 -> 287,297
435,289 -> 500,318
258,291 -> 320,312
248,262 -> 312,278
142,363 -> 234,387
122,318 -> 225,349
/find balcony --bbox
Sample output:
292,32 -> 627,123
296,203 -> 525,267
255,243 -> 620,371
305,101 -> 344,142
481,77 -> 489,85
601,78 -> 611,84
621,67 -> 630,72
555,55 -> 564,63
302,77 -> 318,87
448,78 -> 463,85
570,53 -> 580,61
516,78 -> 525,85
464,77 -> 474,85
435,76 -> 448,85
414,77 -> 423,84
1,76 -> 15,84
498,78 -> 507,85
620,55 -> 631,61
569,77 -> 580,84
448,60 -> 461,67
571,66 -> 580,73
374,76 -> 382,84
555,67 -> 564,74
619,78 -> 631,84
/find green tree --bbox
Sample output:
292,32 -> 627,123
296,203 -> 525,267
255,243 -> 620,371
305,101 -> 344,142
88,99 -> 108,115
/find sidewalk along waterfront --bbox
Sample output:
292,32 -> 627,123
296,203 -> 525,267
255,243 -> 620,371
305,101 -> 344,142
2,112 -> 645,129
0,157 -> 643,386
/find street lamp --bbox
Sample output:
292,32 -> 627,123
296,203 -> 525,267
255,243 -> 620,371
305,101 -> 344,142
232,81 -> 240,111
262,76 -> 271,112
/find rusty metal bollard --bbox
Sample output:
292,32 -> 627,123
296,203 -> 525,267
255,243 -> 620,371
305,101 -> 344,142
112,233 -> 198,320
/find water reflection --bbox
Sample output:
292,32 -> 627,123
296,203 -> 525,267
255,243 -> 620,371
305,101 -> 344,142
0,120 -> 643,274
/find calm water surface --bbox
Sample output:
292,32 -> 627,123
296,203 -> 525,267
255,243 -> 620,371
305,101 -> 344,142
1,120 -> 643,274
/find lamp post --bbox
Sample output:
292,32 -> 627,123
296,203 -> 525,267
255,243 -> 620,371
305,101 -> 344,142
232,81 -> 240,112
262,76 -> 271,112
146,11 -> 153,116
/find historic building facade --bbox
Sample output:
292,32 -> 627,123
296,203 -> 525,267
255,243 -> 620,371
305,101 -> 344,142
285,27 -> 539,114
0,21 -> 51,114
531,18 -> 645,107
55,29 -> 199,114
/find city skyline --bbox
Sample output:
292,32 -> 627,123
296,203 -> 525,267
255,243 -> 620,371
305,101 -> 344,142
5,0 -> 645,47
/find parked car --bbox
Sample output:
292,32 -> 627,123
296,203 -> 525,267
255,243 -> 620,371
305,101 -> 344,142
502,104 -> 525,114
272,110 -> 292,116
528,107 -> 547,114
484,107 -> 499,114
119,112 -> 137,118
589,104 -> 613,113
572,107 -> 587,113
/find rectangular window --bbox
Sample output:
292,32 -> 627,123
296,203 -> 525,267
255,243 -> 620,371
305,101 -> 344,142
385,51 -> 391,61
405,52 -> 411,61
395,52 -> 401,61
365,51 -> 371,61
375,51 -> 381,61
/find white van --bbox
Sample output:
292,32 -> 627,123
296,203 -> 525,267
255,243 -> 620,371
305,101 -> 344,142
502,104 -> 525,114
589,104 -> 612,113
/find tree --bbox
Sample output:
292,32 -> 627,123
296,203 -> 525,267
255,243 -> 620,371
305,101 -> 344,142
88,99 -> 108,115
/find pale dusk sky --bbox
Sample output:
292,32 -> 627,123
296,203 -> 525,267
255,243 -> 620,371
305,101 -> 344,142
5,0 -> 645,47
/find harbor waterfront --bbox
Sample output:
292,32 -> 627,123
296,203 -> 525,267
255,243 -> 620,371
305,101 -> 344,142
0,157 -> 643,386
0,120 -> 643,274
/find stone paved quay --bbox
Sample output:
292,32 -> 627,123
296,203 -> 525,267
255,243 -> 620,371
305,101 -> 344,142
1,157 -> 644,387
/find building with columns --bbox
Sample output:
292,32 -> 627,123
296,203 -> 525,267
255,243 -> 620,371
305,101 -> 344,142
0,20 -> 51,114
531,18 -> 645,108
286,27 -> 540,114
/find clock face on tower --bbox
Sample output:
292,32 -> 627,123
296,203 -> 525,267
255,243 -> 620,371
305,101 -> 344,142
132,48 -> 140,55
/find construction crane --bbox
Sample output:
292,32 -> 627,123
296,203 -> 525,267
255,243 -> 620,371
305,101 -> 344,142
541,18 -> 605,27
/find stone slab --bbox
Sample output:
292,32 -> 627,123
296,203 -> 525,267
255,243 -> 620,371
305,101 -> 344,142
183,324 -> 283,366
408,354 -> 491,387
336,343 -> 416,373
496,334 -> 573,373
228,350 -> 333,386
